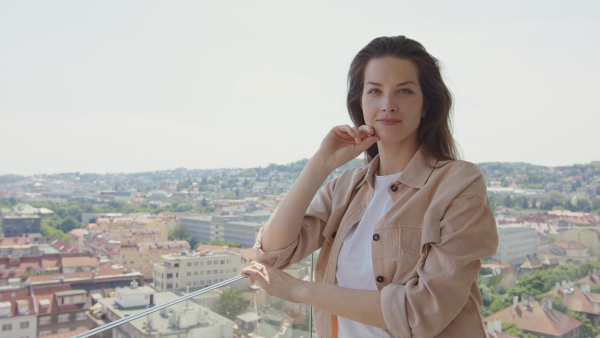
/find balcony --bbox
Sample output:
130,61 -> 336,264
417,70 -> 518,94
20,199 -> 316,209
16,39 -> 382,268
66,253 -> 316,338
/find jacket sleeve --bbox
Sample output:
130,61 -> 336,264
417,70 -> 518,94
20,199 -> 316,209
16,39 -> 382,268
381,174 -> 498,337
253,176 -> 339,269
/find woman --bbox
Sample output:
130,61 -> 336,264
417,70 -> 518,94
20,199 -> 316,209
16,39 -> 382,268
241,35 -> 498,337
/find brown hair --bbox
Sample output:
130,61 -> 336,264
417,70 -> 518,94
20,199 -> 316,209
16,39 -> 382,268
347,35 -> 458,163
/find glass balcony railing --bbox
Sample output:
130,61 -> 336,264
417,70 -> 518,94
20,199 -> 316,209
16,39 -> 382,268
70,253 -> 316,338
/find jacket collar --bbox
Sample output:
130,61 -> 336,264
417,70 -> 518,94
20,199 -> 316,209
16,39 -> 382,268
358,148 -> 441,190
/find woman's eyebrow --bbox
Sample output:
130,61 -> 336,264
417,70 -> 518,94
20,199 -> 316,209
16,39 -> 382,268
365,81 -> 417,86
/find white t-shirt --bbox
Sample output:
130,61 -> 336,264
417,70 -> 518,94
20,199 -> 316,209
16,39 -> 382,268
336,172 -> 401,338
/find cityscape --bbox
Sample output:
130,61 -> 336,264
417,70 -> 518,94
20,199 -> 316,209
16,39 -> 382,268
0,159 -> 599,338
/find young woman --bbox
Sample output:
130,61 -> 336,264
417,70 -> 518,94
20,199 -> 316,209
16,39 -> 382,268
241,35 -> 498,337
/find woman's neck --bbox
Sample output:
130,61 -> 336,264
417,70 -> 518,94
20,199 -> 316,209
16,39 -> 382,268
377,140 -> 419,176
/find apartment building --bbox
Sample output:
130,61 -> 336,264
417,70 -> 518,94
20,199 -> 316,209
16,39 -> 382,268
491,224 -> 539,265
154,250 -> 247,292
34,285 -> 90,337
0,289 -> 37,338
181,212 -> 269,248
1,215 -> 41,237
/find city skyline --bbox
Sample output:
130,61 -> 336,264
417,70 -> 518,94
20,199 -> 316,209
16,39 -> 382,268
1,1 -> 599,176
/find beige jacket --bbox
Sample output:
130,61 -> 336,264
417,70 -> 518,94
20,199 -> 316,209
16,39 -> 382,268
255,150 -> 498,337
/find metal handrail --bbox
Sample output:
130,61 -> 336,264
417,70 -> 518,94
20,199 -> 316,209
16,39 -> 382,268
72,274 -> 248,338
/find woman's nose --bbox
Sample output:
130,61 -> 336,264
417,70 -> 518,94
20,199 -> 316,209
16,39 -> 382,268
381,94 -> 398,112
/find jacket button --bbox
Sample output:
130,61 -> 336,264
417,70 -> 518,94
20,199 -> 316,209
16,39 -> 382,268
332,231 -> 337,238
390,184 -> 398,192
376,276 -> 385,283
373,234 -> 380,241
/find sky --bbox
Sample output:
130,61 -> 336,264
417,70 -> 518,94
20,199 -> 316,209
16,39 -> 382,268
1,0 -> 598,176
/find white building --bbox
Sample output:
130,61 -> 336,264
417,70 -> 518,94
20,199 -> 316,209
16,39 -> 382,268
97,284 -> 234,338
492,224 -> 540,265
154,250 -> 247,292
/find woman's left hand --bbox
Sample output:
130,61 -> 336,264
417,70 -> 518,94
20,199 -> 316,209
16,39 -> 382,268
241,263 -> 307,304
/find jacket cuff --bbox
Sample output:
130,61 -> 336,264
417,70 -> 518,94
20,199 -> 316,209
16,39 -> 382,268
381,283 -> 411,338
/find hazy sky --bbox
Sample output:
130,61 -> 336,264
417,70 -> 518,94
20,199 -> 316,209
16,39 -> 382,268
1,1 -> 598,176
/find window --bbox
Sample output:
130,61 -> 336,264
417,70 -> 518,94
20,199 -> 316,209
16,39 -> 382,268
187,262 -> 192,267
20,321 -> 29,329
2,323 -> 12,331
207,271 -> 211,275
58,314 -> 70,323
207,261 -> 212,265
220,260 -> 225,264
39,330 -> 52,336
76,312 -> 87,321
166,273 -> 173,279
214,260 -> 218,265
213,279 -> 218,283
187,272 -> 191,277
187,282 -> 191,286
200,271 -> 204,275
201,281 -> 205,285
193,281 -> 198,285
194,262 -> 198,266
194,271 -> 198,276
58,328 -> 69,333
214,270 -> 218,274
233,268 -> 237,272
39,316 -> 51,325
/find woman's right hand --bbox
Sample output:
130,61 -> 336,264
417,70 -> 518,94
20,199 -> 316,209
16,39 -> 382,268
315,125 -> 380,170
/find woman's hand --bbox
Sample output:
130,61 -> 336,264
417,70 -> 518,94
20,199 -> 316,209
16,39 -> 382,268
241,263 -> 307,304
315,125 -> 380,171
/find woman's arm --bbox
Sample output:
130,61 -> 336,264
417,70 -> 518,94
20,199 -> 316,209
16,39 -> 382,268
260,125 -> 379,252
242,263 -> 388,329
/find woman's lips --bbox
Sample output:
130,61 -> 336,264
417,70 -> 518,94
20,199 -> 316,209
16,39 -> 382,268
377,118 -> 401,125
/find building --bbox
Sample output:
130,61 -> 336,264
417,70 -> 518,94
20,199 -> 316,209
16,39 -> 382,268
547,282 -> 600,327
154,250 -> 247,292
492,224 -> 539,265
181,212 -> 269,248
94,283 -> 234,338
484,296 -> 582,338
1,215 -> 41,238
86,220 -> 190,281
559,228 -> 600,257
33,285 -> 91,337
0,289 -> 37,338
224,221 -> 262,248
179,215 -> 212,244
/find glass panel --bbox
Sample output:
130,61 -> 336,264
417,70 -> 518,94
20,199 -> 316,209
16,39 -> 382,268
78,253 -> 315,338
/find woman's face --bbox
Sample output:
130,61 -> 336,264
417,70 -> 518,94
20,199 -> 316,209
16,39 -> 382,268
361,56 -> 424,149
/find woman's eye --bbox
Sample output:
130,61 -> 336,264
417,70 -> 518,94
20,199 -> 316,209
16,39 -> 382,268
367,88 -> 380,94
399,88 -> 412,94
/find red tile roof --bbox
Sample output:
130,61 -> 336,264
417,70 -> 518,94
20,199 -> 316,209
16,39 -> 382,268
548,286 -> 600,315
0,289 -> 36,315
484,299 -> 583,336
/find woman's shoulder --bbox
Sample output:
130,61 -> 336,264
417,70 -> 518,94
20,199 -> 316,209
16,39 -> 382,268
430,159 -> 487,195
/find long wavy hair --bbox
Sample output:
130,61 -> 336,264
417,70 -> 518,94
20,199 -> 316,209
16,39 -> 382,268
347,35 -> 458,164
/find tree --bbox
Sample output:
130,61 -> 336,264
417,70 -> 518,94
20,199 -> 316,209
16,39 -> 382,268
503,195 -> 514,208
208,239 -> 242,248
58,216 -> 81,233
214,289 -> 250,320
